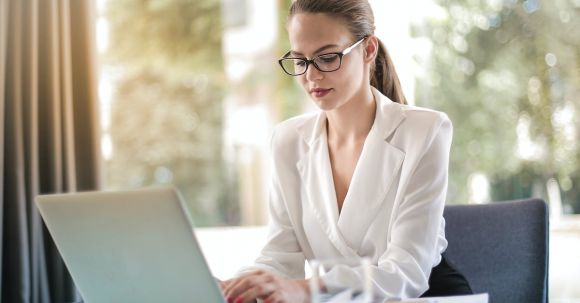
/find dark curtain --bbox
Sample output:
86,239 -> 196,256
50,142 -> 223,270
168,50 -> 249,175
1,0 -> 102,302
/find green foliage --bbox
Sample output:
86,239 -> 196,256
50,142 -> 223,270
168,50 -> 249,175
275,0 -> 306,120
104,0 -> 237,226
105,0 -> 223,73
415,0 -> 580,211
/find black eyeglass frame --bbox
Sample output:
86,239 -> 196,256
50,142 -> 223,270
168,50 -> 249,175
278,36 -> 367,76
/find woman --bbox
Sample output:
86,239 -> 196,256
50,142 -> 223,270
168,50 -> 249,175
222,1 -> 472,302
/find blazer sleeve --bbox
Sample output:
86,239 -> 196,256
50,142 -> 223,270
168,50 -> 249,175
235,128 -> 306,279
321,113 -> 453,299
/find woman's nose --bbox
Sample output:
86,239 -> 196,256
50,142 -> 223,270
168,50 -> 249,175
305,63 -> 323,82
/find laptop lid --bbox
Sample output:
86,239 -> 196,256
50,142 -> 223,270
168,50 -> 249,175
35,186 -> 225,303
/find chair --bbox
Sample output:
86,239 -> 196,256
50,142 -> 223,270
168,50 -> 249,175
443,199 -> 549,303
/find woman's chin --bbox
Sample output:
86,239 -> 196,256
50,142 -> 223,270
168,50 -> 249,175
312,100 -> 337,111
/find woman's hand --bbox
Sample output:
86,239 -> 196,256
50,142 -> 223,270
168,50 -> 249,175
216,278 -> 231,291
222,270 -> 310,303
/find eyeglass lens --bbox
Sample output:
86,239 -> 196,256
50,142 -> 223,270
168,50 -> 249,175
280,53 -> 341,75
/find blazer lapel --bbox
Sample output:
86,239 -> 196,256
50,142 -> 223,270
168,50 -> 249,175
296,88 -> 407,257
296,112 -> 360,257
337,88 -> 406,251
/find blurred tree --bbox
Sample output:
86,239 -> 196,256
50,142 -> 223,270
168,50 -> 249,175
275,0 -> 306,120
415,0 -> 580,212
103,0 -> 238,226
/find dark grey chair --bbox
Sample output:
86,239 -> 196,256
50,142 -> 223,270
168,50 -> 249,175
443,199 -> 549,303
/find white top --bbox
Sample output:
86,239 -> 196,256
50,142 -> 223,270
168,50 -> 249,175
241,87 -> 452,299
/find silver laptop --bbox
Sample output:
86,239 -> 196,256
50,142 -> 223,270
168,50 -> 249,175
35,186 -> 226,303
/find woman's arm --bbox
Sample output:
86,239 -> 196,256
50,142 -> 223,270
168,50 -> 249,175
222,128 -> 309,303
235,128 -> 306,279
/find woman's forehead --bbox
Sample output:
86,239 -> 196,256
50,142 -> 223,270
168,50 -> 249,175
287,13 -> 352,55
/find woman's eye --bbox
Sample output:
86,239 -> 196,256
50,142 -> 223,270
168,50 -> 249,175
295,60 -> 307,67
318,55 -> 338,63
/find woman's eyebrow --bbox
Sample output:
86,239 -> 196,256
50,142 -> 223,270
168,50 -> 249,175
290,44 -> 339,57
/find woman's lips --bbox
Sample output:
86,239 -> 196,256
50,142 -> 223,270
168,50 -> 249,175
310,88 -> 332,98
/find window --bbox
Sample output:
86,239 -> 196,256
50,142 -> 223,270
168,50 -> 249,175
97,0 -> 580,222
97,0 -> 236,226
412,0 -> 580,214
95,0 -> 580,297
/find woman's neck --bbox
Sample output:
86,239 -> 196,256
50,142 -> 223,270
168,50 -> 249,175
326,87 -> 376,145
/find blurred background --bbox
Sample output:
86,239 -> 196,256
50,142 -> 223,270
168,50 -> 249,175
94,0 -> 580,301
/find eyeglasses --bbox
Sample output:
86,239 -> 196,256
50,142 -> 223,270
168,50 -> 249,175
278,37 -> 366,76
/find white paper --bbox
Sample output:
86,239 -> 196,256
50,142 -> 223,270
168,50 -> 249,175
323,289 -> 354,303
384,293 -> 489,303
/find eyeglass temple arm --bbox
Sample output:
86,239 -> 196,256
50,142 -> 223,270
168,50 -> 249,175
342,37 -> 366,55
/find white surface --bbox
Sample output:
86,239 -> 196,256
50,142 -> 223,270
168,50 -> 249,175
195,225 -> 269,280
386,293 -> 488,303
550,217 -> 580,301
312,290 -> 488,303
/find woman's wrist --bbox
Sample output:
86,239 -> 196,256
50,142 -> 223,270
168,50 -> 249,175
293,279 -> 312,302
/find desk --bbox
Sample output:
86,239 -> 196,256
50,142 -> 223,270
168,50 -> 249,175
386,293 -> 488,303
320,292 -> 488,303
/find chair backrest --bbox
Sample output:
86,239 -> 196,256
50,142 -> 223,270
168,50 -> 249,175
443,199 -> 549,303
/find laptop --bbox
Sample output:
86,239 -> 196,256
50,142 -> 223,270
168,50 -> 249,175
35,186 -> 226,303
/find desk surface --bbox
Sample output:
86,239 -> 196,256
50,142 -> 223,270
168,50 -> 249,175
385,293 -> 488,303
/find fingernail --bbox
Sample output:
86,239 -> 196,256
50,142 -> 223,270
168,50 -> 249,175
235,297 -> 243,303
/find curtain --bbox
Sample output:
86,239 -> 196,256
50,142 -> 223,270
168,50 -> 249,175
1,0 -> 102,302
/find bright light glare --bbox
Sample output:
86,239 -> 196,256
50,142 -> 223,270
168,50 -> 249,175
516,114 -> 545,161
96,18 -> 109,53
101,133 -> 113,160
468,172 -> 490,204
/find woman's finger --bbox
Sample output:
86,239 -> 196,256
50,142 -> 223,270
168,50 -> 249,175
224,272 -> 268,302
223,274 -> 252,297
216,278 -> 230,290
263,292 -> 281,303
223,277 -> 245,301
218,280 -> 229,290
235,282 -> 275,303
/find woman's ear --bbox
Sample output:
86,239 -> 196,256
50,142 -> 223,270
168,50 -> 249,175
363,35 -> 379,63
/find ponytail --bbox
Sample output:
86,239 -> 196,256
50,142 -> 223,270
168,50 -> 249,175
371,38 -> 407,104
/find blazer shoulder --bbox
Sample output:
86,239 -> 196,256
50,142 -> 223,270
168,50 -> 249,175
399,104 -> 452,131
271,111 -> 318,152
390,104 -> 453,154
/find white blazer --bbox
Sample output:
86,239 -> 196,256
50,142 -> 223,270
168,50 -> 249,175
243,87 -> 452,299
